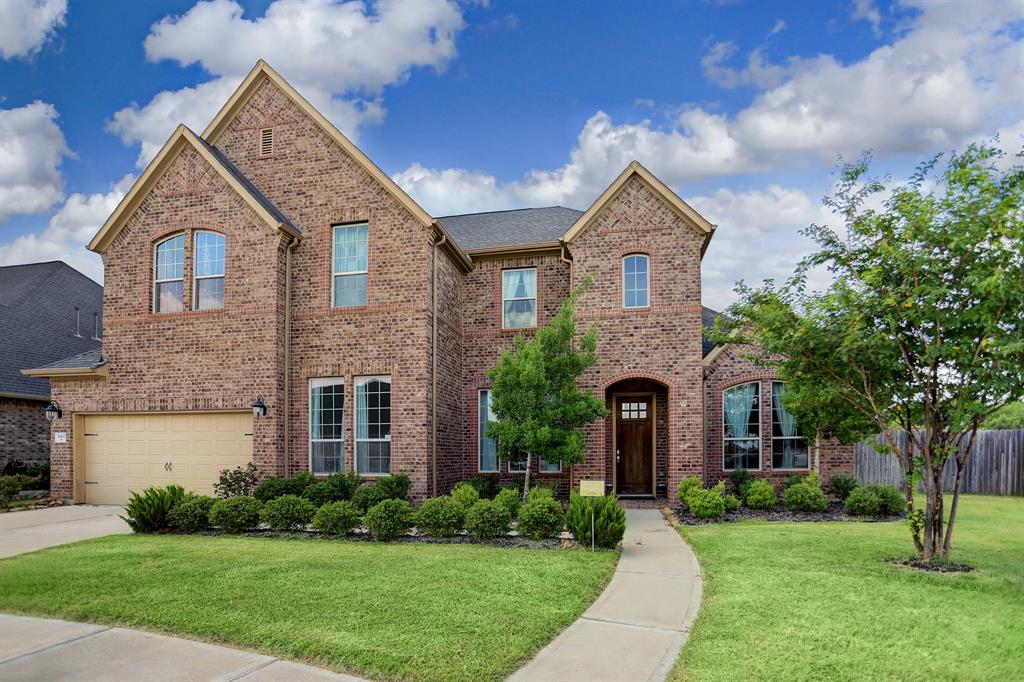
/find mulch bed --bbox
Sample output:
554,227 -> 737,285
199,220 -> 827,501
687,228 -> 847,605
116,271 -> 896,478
190,526 -> 576,550
886,557 -> 975,573
674,502 -> 903,525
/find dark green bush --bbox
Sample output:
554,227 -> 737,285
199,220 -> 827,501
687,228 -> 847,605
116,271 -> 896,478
326,471 -> 361,500
312,500 -> 361,535
565,492 -> 626,548
375,474 -> 411,501
352,474 -> 411,512
517,495 -> 564,540
783,475 -> 805,490
862,484 -> 905,515
844,486 -> 882,516
450,482 -> 481,511
23,462 -> 50,490
302,481 -> 342,507
122,485 -> 188,532
677,475 -> 702,508
728,468 -> 754,500
745,480 -> 777,509
464,499 -> 512,539
783,482 -> 828,511
365,499 -> 414,540
168,495 -> 215,532
213,462 -> 260,498
828,474 -> 859,501
723,493 -> 741,512
687,486 -> 726,519
209,496 -> 263,533
493,487 -> 521,519
253,476 -> 291,502
260,494 -> 316,530
0,476 -> 23,509
526,484 -> 556,503
466,475 -> 501,499
285,471 -> 317,496
415,496 -> 465,537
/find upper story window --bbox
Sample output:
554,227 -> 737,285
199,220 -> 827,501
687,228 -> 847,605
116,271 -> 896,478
478,389 -> 498,473
310,378 -> 345,475
333,223 -> 368,308
502,267 -> 537,328
623,254 -> 649,308
193,231 -> 225,310
724,381 -> 760,470
356,376 -> 391,475
772,381 -> 808,469
153,234 -> 185,313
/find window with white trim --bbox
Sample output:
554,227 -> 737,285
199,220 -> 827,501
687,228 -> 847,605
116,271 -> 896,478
723,382 -> 760,470
356,376 -> 391,474
333,223 -> 368,308
622,254 -> 649,308
153,234 -> 185,313
502,267 -> 537,328
310,379 -> 344,474
193,231 -> 225,310
772,381 -> 808,469
478,389 -> 498,473
539,456 -> 561,473
508,455 -> 527,473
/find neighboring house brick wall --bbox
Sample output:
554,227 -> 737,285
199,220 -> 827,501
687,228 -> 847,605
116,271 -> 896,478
0,398 -> 49,473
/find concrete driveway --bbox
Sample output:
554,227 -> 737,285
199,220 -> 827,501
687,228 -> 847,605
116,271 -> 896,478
0,505 -> 130,559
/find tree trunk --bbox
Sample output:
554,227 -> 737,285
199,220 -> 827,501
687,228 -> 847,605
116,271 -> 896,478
522,453 -> 532,501
942,463 -> 965,560
890,429 -> 924,555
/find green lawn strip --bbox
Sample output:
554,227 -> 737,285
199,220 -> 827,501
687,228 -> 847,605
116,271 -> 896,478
0,535 -> 616,682
671,494 -> 1024,682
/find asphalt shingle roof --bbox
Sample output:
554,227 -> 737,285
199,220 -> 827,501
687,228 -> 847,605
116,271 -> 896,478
200,138 -> 297,233
34,348 -> 107,371
0,262 -> 104,398
701,306 -> 722,358
438,206 -> 582,251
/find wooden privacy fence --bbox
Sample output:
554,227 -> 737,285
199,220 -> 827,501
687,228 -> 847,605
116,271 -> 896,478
855,429 -> 1024,496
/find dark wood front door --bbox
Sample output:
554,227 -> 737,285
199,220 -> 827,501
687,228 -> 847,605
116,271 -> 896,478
615,395 -> 653,495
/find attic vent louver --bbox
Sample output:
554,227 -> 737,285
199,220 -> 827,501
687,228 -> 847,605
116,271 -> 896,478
260,128 -> 273,156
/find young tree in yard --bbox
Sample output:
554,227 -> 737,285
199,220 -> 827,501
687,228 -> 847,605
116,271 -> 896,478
487,277 -> 608,499
715,144 -> 1023,561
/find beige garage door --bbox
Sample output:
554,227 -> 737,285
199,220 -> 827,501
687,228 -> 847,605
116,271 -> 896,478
81,412 -> 253,505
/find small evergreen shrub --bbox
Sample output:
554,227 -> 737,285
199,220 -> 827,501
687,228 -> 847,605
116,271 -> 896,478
844,486 -> 882,516
565,493 -> 626,548
365,499 -> 414,540
374,474 -> 411,501
312,500 -> 361,535
466,475 -> 501,499
168,495 -> 215,532
783,475 -> 805,490
492,486 -> 521,519
285,471 -> 317,496
783,482 -> 828,511
122,485 -> 188,532
745,480 -> 777,510
352,475 -> 411,512
450,482 -> 481,511
677,475 -> 702,508
415,496 -> 465,537
213,462 -> 260,498
209,496 -> 262,533
517,495 -> 564,540
0,476 -> 23,509
723,493 -> 741,512
527,484 -> 556,503
828,474 -> 859,501
464,499 -> 512,539
326,471 -> 361,500
302,481 -> 342,507
253,476 -> 291,502
729,468 -> 754,500
687,486 -> 726,519
260,494 -> 316,530
862,484 -> 905,515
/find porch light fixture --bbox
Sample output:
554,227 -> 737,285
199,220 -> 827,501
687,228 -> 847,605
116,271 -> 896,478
44,401 -> 63,423
252,396 -> 268,418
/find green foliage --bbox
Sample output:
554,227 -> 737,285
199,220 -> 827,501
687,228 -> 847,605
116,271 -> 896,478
168,495 -> 215,532
326,471 -> 362,500
375,474 -> 411,500
351,474 -> 411,512
213,462 -> 260,498
492,487 -> 521,519
253,476 -> 291,503
982,402 -> 1024,429
465,475 -> 501,499
0,476 -> 23,509
302,481 -> 342,507
208,496 -> 262,533
728,468 -> 754,500
415,496 -> 465,537
365,499 -> 414,540
22,462 -> 49,490
844,487 -> 882,516
783,480 -> 828,512
677,476 -> 702,508
260,495 -> 316,530
828,474 -> 860,501
517,496 -> 564,540
861,484 -> 906,515
464,499 -> 512,539
565,492 -> 626,548
122,485 -> 188,532
687,487 -> 727,519
312,500 -> 361,535
783,475 -> 805,490
745,480 -> 778,510
723,493 -> 741,512
526,484 -> 556,503
449,482 -> 480,511
286,471 -> 317,496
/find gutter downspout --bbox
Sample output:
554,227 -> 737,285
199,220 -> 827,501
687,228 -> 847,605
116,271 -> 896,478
432,230 -> 447,497
559,241 -> 574,490
284,234 -> 299,477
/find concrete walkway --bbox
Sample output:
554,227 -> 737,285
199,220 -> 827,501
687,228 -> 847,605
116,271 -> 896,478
0,505 -> 130,558
0,614 -> 366,682
509,509 -> 702,682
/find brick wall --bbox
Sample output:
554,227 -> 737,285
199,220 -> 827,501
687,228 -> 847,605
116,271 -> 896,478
0,398 -> 49,473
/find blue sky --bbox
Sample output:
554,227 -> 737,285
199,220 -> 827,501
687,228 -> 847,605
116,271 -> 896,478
1,0 -> 1021,308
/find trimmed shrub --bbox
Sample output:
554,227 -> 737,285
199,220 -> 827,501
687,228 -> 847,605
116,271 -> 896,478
687,487 -> 726,519
302,481 -> 342,507
464,499 -> 512,539
783,475 -> 805,490
450,482 -> 481,511
253,476 -> 291,503
729,468 -> 754,500
366,499 -> 414,540
375,474 -> 412,501
0,476 -> 23,509
415,496 -> 465,537
493,486 -> 521,519
213,462 -> 260,498
844,486 -> 882,516
518,496 -> 564,540
168,495 -> 215,532
313,500 -> 361,535
827,474 -> 859,501
466,475 -> 501,499
745,480 -> 777,510
677,476 -> 702,508
352,475 -> 411,512
285,471 -> 317,497
122,485 -> 188,532
209,496 -> 262,533
862,484 -> 905,515
527,484 -> 556,503
723,493 -> 741,512
565,492 -> 626,548
783,482 -> 828,511
260,494 -> 316,530
326,471 -> 361,500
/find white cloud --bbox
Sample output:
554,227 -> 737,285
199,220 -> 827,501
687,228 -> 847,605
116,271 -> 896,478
700,41 -> 791,89
0,0 -> 66,60
851,0 -> 882,37
769,19 -> 787,36
0,175 -> 134,283
109,0 -> 463,167
0,101 -> 69,221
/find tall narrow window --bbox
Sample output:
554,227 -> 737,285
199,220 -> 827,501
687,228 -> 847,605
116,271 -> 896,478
356,376 -> 391,475
333,224 -> 368,308
193,231 -> 225,310
310,379 -> 345,474
623,254 -> 649,308
723,382 -> 760,470
153,234 -> 185,313
772,382 -> 808,469
502,267 -> 537,328
478,389 -> 498,473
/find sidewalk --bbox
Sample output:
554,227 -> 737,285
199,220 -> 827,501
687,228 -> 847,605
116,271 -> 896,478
508,509 -> 702,682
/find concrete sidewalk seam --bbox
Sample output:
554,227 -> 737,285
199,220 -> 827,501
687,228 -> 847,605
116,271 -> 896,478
218,656 -> 279,682
579,615 -> 691,634
0,625 -> 111,665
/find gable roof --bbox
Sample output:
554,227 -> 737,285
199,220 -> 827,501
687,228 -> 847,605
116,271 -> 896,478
562,161 -> 716,255
701,306 -> 722,358
0,262 -> 104,398
438,206 -> 583,252
88,125 -> 297,253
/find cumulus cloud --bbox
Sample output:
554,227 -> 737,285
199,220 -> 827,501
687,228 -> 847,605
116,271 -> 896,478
109,0 -> 463,167
851,0 -> 882,36
0,101 -> 70,221
700,41 -> 791,89
0,0 -> 66,60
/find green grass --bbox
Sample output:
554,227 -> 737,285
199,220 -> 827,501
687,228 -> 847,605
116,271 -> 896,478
0,535 -> 615,681
671,494 -> 1024,682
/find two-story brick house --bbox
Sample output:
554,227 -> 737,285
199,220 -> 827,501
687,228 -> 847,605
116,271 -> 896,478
23,62 -> 853,505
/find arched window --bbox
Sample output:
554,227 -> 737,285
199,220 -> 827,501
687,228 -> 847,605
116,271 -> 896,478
356,376 -> 391,475
193,231 -> 225,310
153,234 -> 185,313
771,382 -> 808,469
623,254 -> 649,308
723,382 -> 760,470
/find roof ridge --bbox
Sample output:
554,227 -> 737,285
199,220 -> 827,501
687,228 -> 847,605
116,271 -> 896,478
437,205 -> 582,219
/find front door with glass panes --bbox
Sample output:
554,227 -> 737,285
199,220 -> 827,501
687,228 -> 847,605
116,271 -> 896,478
615,395 -> 654,495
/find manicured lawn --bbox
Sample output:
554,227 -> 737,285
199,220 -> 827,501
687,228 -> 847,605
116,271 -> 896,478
671,494 -> 1024,682
0,535 -> 616,681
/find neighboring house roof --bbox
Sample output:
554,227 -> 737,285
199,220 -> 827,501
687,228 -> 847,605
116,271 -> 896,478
0,262 -> 103,399
21,348 -> 108,379
701,306 -> 722,358
437,206 -> 583,252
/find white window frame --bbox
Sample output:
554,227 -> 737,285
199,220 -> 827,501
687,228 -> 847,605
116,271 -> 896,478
193,230 -> 225,311
332,223 -> 369,308
478,389 -> 499,473
508,456 -> 527,474
309,378 -> 345,475
723,381 -> 761,471
153,233 -> 185,313
771,381 -> 809,470
539,457 -> 562,474
622,254 -> 650,309
354,375 -> 391,476
502,267 -> 537,329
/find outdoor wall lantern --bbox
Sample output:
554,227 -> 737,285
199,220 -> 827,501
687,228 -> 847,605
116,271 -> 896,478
44,401 -> 63,423
252,396 -> 268,418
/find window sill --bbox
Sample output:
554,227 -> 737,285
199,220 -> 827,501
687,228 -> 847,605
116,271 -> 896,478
148,308 -> 226,320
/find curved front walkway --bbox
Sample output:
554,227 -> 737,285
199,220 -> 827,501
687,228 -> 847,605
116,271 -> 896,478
509,509 -> 702,682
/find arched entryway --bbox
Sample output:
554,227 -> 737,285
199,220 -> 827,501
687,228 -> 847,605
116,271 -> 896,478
605,377 -> 670,497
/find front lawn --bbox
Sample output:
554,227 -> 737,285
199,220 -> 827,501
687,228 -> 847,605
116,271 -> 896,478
671,494 -> 1024,682
0,535 -> 615,681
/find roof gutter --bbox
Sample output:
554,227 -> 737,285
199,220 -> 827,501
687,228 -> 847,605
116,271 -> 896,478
21,364 -> 108,379
468,241 -> 561,259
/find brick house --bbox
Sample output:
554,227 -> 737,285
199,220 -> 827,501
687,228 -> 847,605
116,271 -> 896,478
23,62 -> 853,505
